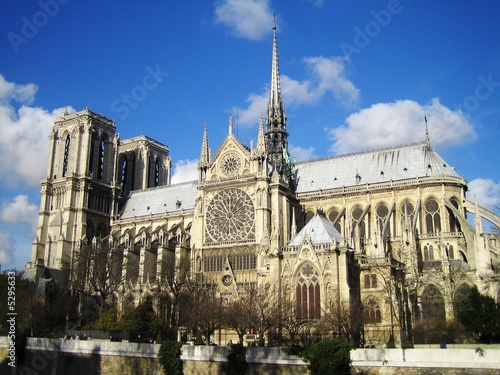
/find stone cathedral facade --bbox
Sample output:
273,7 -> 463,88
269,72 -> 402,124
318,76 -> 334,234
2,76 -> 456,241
27,26 -> 499,346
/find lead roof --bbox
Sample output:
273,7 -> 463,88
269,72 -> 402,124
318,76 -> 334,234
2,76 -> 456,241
118,141 -> 461,220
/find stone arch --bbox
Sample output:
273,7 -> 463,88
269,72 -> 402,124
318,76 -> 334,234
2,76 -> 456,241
86,219 -> 95,242
453,283 -> 472,319
400,199 -> 415,227
363,296 -> 381,324
294,262 -> 321,319
421,284 -> 446,321
304,210 -> 314,225
447,197 -> 461,232
327,206 -> 342,232
424,197 -> 441,234
351,205 -> 366,242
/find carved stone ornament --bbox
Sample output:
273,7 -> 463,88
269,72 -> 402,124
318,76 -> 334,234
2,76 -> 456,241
205,188 -> 255,243
219,151 -> 241,177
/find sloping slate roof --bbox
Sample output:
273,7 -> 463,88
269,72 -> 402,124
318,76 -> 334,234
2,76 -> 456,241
119,181 -> 198,219
288,213 -> 342,246
295,141 -> 461,194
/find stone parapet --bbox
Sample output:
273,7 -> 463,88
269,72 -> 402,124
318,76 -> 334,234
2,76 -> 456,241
351,347 -> 500,372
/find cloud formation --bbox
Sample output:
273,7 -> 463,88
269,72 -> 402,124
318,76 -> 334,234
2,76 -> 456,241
0,74 -> 73,188
328,98 -> 476,154
0,74 -> 74,269
1,195 -> 38,229
0,232 -> 15,265
289,144 -> 317,162
467,178 -> 500,211
171,159 -> 199,184
234,56 -> 359,127
214,0 -> 274,41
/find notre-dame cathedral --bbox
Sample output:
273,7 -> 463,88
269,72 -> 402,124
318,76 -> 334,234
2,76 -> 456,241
25,25 -> 500,346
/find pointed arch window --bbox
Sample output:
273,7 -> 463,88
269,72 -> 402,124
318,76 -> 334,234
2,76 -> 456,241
351,206 -> 366,244
62,134 -> 70,177
121,158 -> 128,187
446,244 -> 454,259
154,159 -> 160,187
447,198 -> 461,233
364,297 -> 381,324
296,263 -> 321,320
453,284 -> 471,319
425,198 -> 441,234
364,274 -> 370,289
328,208 -> 342,233
364,274 -> 378,289
401,200 -> 415,227
423,244 -> 434,261
421,284 -> 445,321
97,138 -> 105,180
376,203 -> 390,243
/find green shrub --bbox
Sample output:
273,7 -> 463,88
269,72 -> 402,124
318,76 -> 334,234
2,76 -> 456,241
158,341 -> 183,375
300,338 -> 351,375
224,344 -> 247,375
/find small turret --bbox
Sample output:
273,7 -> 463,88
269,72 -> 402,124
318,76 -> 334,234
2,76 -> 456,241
198,123 -> 210,181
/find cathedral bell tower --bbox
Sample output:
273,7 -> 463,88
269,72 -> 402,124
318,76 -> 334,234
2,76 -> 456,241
29,109 -> 120,282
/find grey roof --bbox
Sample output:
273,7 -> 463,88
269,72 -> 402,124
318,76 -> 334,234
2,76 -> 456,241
295,141 -> 461,194
118,142 -> 461,220
288,213 -> 342,246
119,180 -> 198,219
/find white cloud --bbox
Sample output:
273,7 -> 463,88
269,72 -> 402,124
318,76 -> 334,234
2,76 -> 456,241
0,231 -> 15,266
0,74 -> 74,189
302,56 -> 359,108
214,0 -> 274,41
1,195 -> 38,229
289,144 -> 317,162
467,178 -> 500,211
0,74 -> 38,105
0,74 -> 75,270
233,91 -> 268,127
233,56 -> 359,127
171,159 -> 199,184
329,98 -> 476,154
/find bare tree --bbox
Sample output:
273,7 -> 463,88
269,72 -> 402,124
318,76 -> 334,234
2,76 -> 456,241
238,283 -> 280,346
479,258 -> 500,290
157,250 -> 191,328
181,279 -> 224,345
222,298 -> 252,345
69,236 -> 124,325
372,260 -> 411,347
320,290 -> 363,343
280,295 -> 308,345
86,236 -> 124,312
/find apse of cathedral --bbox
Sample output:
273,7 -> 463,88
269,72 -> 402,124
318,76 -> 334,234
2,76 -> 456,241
26,24 -> 500,346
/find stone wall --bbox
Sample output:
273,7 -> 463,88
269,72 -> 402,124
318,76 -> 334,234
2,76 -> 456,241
1,337 -> 499,375
351,347 -> 500,374
0,337 -> 307,375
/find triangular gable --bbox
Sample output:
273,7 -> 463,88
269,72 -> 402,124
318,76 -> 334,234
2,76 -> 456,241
288,212 -> 342,247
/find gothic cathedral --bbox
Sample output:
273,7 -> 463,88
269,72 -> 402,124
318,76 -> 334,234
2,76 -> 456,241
26,25 -> 500,347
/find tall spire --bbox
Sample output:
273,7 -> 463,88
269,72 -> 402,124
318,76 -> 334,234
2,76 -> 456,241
199,123 -> 210,168
265,16 -> 291,179
267,14 -> 286,129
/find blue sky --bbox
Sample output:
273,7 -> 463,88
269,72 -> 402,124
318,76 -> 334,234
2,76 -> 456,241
1,0 -> 499,271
